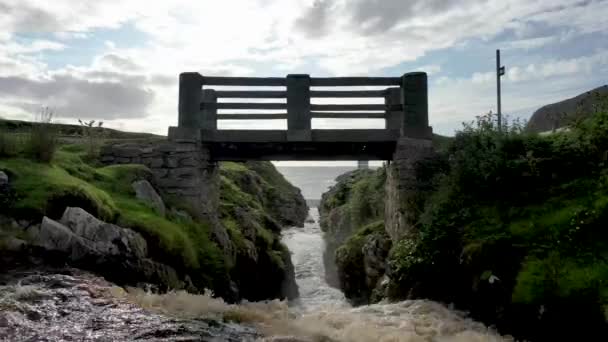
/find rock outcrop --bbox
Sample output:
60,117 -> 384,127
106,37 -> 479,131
526,85 -> 608,133
319,168 -> 387,304
6,207 -> 183,291
132,180 -> 166,217
219,161 -> 304,301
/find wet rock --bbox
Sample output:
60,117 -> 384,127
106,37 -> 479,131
29,217 -> 90,257
132,180 -> 166,217
362,232 -> 391,289
0,171 -> 8,186
17,208 -> 188,292
0,270 -> 261,341
60,207 -> 147,259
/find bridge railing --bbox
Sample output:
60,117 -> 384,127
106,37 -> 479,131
177,73 -> 429,141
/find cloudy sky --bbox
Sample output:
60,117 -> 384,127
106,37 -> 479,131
1,0 -> 607,137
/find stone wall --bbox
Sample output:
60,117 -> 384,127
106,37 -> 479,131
100,141 -> 231,256
101,141 -> 217,218
385,137 -> 434,241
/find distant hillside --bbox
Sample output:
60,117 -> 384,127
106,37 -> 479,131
0,118 -> 163,142
526,85 -> 608,133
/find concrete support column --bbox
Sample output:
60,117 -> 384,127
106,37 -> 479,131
286,74 -> 311,141
401,72 -> 430,138
201,89 -> 217,130
384,137 -> 434,242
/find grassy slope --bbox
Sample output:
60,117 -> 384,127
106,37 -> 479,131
0,143 -> 224,288
1,120 -> 305,300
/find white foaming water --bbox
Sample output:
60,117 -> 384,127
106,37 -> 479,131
124,208 -> 511,341
281,207 -> 350,312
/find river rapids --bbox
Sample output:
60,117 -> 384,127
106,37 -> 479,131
0,209 -> 511,341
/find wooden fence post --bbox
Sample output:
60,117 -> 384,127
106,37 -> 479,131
286,74 -> 311,141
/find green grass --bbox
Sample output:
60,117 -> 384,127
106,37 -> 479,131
336,220 -> 385,271
0,144 -> 225,284
0,157 -> 117,221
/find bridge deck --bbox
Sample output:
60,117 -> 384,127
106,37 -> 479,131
203,129 -> 399,161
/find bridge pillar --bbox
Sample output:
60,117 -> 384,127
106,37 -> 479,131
286,74 -> 312,141
384,87 -> 402,131
401,72 -> 430,138
385,72 -> 433,241
201,89 -> 217,130
101,138 -> 232,260
385,137 -> 434,241
178,72 -> 204,128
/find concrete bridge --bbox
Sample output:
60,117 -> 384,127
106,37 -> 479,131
102,71 -> 435,245
168,72 -> 432,160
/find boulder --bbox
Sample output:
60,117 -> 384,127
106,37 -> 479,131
60,207 -> 147,259
21,208 -> 186,292
0,171 -> 7,186
132,180 -> 166,217
28,217 -> 93,261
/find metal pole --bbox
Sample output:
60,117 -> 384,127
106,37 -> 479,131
496,49 -> 502,130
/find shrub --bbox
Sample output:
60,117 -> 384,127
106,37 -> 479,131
384,99 -> 608,337
78,119 -> 106,159
25,107 -> 57,163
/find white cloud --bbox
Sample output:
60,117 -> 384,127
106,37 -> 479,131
0,0 -> 607,136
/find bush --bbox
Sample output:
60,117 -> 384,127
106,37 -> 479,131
78,119 -> 106,159
386,102 -> 608,338
25,107 -> 57,163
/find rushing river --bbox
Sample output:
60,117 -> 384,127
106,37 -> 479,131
0,208 -> 510,341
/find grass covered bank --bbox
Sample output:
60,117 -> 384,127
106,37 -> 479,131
1,123 -> 306,302
386,110 -> 608,340
319,102 -> 608,340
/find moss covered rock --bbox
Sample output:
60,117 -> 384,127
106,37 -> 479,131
319,168 -> 387,303
219,161 -> 303,301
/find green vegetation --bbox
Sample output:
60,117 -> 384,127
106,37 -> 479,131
384,108 -> 608,339
218,161 -> 302,300
320,168 -> 386,231
78,119 -> 107,159
1,119 -> 304,301
0,143 -> 225,289
221,161 -> 307,226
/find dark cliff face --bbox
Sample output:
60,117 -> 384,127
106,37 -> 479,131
318,168 -> 387,305
242,161 -> 308,227
526,85 -> 608,133
219,161 -> 307,301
